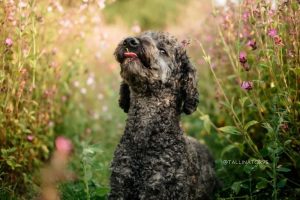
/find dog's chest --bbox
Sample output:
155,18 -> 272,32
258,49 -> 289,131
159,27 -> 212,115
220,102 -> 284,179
124,114 -> 181,148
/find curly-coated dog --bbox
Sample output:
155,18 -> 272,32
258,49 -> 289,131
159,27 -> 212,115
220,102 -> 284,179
109,31 -> 218,200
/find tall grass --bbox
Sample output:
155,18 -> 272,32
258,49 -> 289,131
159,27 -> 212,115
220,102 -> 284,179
194,0 -> 300,199
1,1 -> 62,196
0,0 -> 110,198
0,0 -> 188,199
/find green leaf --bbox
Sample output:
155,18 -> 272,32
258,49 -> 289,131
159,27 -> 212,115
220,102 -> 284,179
227,74 -> 237,80
240,183 -> 249,189
266,171 -> 273,179
284,140 -> 292,146
259,63 -> 269,69
239,97 -> 249,107
256,179 -> 268,190
1,148 -> 17,157
243,164 -> 255,174
277,167 -> 291,173
262,123 -> 274,134
258,162 -> 268,170
95,187 -> 110,197
277,178 -> 287,188
221,143 -> 242,158
84,170 -> 93,180
220,101 -> 231,110
244,120 -> 259,131
219,126 -> 241,135
200,115 -> 211,133
290,67 -> 300,76
274,147 -> 284,154
260,148 -> 269,157
83,147 -> 95,155
231,181 -> 242,194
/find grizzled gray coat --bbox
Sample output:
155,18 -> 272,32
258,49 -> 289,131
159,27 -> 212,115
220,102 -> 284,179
109,31 -> 217,200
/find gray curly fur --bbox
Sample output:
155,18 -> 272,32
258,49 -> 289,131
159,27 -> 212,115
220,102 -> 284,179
109,31 -> 218,200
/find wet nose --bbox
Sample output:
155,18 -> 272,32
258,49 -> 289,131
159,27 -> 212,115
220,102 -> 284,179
123,37 -> 139,48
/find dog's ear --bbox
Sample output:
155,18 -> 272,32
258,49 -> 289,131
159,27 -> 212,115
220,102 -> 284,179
176,47 -> 199,115
119,82 -> 130,113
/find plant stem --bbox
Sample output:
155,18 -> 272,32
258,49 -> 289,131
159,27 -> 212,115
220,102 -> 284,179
83,159 -> 91,200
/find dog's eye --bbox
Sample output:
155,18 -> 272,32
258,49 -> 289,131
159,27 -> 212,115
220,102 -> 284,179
159,48 -> 168,55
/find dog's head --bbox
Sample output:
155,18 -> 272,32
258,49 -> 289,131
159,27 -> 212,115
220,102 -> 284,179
115,31 -> 198,115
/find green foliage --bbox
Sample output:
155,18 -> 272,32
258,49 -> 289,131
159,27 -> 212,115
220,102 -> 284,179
0,0 -> 60,195
194,0 -> 300,199
59,142 -> 110,200
60,181 -> 109,200
0,0 -> 117,198
103,0 -> 186,29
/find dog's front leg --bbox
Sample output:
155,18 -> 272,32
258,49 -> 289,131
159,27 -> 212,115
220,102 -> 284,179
108,144 -> 135,200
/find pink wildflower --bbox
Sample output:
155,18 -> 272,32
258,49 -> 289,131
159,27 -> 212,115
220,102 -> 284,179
5,38 -> 13,47
55,136 -> 72,155
274,35 -> 283,46
268,29 -> 277,38
268,9 -> 276,17
239,52 -> 247,64
27,135 -> 34,141
247,40 -> 257,50
242,12 -> 250,21
241,81 -> 253,91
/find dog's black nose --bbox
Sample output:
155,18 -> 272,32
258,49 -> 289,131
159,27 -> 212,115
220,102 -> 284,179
123,37 -> 139,48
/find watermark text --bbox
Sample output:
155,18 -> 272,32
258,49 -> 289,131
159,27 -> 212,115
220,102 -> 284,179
222,160 -> 269,165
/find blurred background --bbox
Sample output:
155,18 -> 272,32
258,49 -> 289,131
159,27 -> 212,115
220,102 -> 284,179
1,0 -> 299,199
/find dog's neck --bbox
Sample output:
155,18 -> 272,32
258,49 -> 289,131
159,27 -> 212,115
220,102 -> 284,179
123,89 -> 183,149
127,89 -> 181,126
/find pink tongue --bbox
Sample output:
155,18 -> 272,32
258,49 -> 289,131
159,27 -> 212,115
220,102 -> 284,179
124,52 -> 138,58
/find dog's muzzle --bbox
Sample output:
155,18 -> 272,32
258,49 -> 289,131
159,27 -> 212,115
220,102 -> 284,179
118,37 -> 150,69
123,37 -> 140,49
